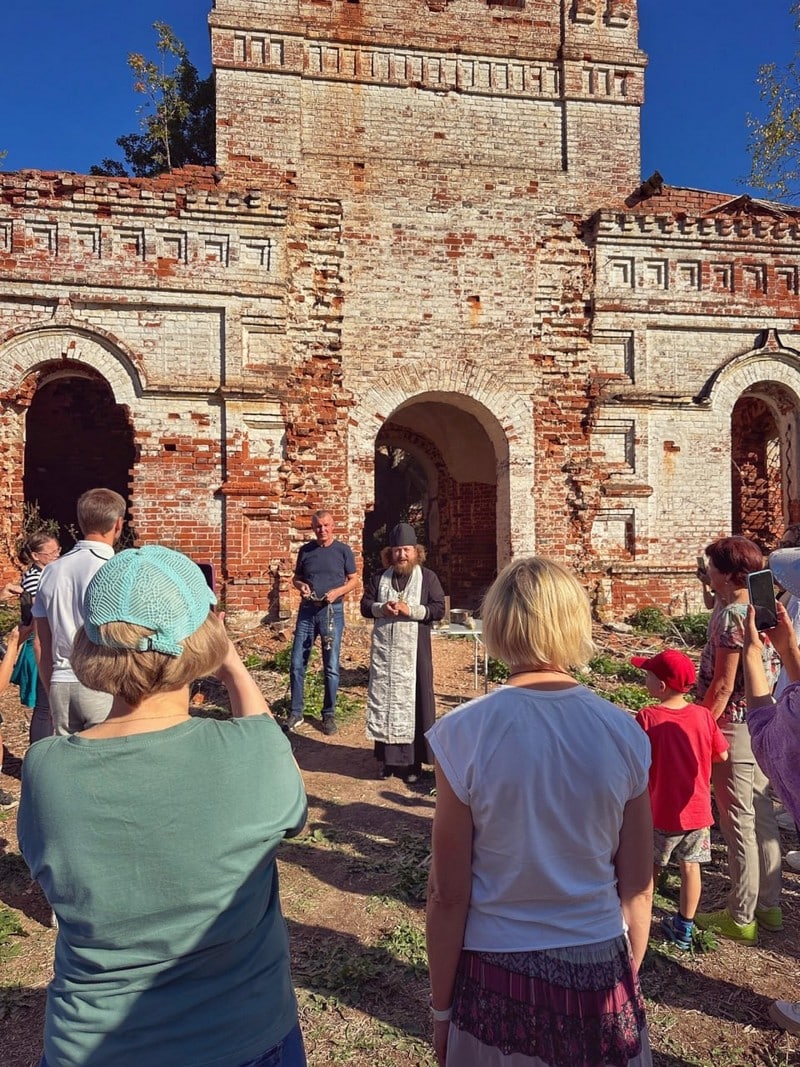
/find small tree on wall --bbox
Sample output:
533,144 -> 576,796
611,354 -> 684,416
747,1 -> 800,200
90,22 -> 214,178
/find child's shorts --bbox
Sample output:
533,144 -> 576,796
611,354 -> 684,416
654,826 -> 711,866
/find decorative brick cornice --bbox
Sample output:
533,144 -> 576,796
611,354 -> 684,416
0,171 -> 286,221
593,210 -> 800,244
215,28 -> 645,103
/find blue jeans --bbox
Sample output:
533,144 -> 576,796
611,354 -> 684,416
240,1022 -> 307,1066
40,1022 -> 307,1067
290,602 -> 344,719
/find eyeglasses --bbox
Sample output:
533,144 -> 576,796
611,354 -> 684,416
34,548 -> 61,562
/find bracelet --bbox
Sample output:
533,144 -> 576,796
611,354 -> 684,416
430,1003 -> 452,1022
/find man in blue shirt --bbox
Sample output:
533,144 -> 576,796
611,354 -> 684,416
288,510 -> 357,735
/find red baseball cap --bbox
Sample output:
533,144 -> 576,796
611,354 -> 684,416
631,649 -> 696,693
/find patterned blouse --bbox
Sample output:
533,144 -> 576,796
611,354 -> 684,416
696,602 -> 780,724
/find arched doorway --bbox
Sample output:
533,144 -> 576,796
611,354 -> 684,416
731,384 -> 795,551
364,395 -> 504,610
24,370 -> 136,543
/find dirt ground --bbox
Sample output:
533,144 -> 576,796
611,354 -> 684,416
1,621 -> 800,1067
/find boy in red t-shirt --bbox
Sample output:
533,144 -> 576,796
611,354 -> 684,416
633,649 -> 729,950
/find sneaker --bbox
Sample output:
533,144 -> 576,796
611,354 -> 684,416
285,713 -> 305,732
694,908 -> 758,945
785,850 -> 800,871
321,717 -> 338,736
661,914 -> 693,951
0,788 -> 18,809
756,905 -> 784,932
769,999 -> 800,1036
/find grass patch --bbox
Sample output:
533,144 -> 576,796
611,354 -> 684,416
0,907 -> 26,961
629,607 -> 670,636
589,653 -> 643,682
265,645 -> 364,724
377,918 -> 427,967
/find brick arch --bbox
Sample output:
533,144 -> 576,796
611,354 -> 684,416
704,348 -> 800,416
0,324 -> 144,405
349,375 -> 534,588
705,348 -> 800,540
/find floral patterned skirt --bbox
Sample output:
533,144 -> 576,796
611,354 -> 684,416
447,937 -> 651,1067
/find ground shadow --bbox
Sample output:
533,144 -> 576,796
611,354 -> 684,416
280,791 -> 432,905
0,986 -> 46,1067
0,838 -> 50,925
288,919 -> 430,1044
2,745 -> 23,780
642,946 -> 776,1029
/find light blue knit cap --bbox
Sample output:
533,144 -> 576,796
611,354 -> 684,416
83,545 -> 217,657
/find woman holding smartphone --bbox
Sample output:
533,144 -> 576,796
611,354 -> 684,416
693,536 -> 782,945
19,547 -> 308,1067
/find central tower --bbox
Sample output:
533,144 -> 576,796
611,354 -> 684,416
210,0 -> 645,204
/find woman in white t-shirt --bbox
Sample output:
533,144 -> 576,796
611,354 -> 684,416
425,557 -> 653,1067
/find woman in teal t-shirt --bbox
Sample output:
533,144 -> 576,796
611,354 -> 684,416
19,546 -> 308,1067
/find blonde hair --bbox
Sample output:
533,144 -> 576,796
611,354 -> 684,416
71,612 -> 228,708
482,557 -> 595,671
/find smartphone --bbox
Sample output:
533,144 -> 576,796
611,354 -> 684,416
20,591 -> 33,627
747,569 -> 778,630
196,563 -> 215,593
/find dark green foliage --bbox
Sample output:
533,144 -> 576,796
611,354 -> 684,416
90,23 -> 214,178
487,658 -> 510,682
628,607 -> 670,636
671,613 -> 710,647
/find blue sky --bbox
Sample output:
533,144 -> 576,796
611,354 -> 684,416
1,1 -> 797,196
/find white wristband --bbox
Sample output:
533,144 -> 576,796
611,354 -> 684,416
430,1005 -> 452,1022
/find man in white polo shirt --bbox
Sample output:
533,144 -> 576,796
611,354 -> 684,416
34,488 -> 126,735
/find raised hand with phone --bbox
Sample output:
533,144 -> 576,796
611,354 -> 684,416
746,569 -> 778,631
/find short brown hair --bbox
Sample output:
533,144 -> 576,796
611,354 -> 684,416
705,536 -> 764,587
482,557 -> 595,671
77,488 -> 126,536
71,611 -> 228,707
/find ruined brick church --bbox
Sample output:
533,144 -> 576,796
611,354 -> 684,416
2,0 -> 798,618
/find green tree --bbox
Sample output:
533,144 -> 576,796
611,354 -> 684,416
747,2 -> 800,200
91,22 -> 214,178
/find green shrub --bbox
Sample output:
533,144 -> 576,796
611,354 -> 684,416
628,607 -> 670,636
270,644 -> 293,673
671,613 -> 710,647
589,654 -> 643,683
487,658 -> 510,683
605,683 -> 651,712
